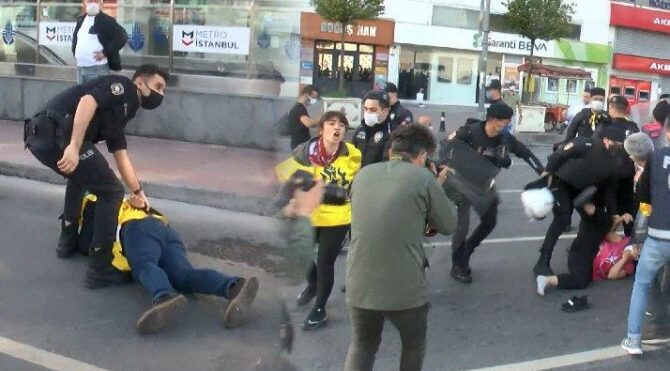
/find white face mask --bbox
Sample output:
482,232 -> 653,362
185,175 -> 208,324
590,100 -> 604,112
309,98 -> 318,105
86,2 -> 100,16
364,112 -> 379,127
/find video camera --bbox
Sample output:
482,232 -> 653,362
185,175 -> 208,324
276,170 -> 348,209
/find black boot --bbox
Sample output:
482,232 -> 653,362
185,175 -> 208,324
533,251 -> 554,276
85,245 -> 130,289
56,217 -> 79,258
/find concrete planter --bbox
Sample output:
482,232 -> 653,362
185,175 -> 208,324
322,98 -> 363,129
517,105 -> 546,133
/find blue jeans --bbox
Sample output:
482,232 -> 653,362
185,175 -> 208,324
121,218 -> 239,302
76,64 -> 110,84
627,237 -> 670,338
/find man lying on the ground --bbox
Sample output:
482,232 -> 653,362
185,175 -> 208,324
79,194 -> 259,334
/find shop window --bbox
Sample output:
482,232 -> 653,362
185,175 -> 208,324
317,53 -> 334,78
358,53 -> 373,83
359,45 -> 374,53
610,86 -> 621,95
398,46 -> 430,100
585,81 -> 595,91
432,6 -> 479,29
335,43 -> 358,52
624,86 -> 636,98
639,90 -> 650,102
566,79 -> 577,93
456,58 -> 473,85
546,78 -> 559,92
437,56 -> 453,83
316,41 -> 335,50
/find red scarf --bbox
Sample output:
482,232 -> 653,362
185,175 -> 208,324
310,138 -> 340,167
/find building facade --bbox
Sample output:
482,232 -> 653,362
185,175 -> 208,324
384,0 -> 613,106
610,1 -> 670,109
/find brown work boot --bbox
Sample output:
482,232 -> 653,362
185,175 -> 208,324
136,293 -> 187,335
222,277 -> 259,329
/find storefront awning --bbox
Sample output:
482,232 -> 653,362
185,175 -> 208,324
517,63 -> 592,79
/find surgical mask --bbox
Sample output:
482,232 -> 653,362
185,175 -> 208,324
485,91 -> 492,100
364,112 -> 379,127
86,2 -> 100,16
140,81 -> 164,110
591,100 -> 604,112
309,98 -> 318,105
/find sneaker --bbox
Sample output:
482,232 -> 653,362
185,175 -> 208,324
296,284 -> 316,307
56,219 -> 79,258
642,325 -> 670,345
222,277 -> 259,329
621,337 -> 643,356
450,265 -> 472,284
136,293 -> 187,335
302,307 -> 328,330
84,266 -> 131,289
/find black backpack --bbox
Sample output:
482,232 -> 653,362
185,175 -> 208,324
276,112 -> 292,136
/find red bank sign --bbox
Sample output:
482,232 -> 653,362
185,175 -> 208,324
613,54 -> 670,75
611,2 -> 670,34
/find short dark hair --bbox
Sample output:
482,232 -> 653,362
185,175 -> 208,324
363,90 -> 390,109
132,64 -> 169,82
653,100 -> 670,123
301,85 -> 318,96
318,111 -> 349,130
590,87 -> 606,97
608,95 -> 629,113
390,124 -> 436,158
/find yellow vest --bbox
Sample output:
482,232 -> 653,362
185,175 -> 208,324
81,195 -> 168,271
275,141 -> 362,227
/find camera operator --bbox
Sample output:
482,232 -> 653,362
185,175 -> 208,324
344,125 -> 456,371
275,111 -> 362,330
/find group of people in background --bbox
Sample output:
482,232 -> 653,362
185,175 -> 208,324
279,77 -> 670,369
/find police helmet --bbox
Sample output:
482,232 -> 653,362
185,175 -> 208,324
520,188 -> 554,220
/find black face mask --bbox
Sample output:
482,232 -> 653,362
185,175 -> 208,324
140,80 -> 164,110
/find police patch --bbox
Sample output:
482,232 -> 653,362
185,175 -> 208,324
563,142 -> 574,151
111,82 -> 124,96
356,131 -> 366,140
373,131 -> 384,144
390,113 -> 396,120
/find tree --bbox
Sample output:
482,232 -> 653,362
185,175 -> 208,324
310,0 -> 385,93
503,0 -> 575,103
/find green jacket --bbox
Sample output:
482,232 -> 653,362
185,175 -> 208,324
346,160 -> 457,311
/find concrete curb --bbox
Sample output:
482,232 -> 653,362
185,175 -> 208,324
0,161 -> 276,216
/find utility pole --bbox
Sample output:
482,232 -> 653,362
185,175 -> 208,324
477,0 -> 491,118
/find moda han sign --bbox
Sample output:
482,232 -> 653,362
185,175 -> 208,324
320,22 -> 378,38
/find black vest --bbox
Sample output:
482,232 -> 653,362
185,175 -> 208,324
648,147 -> 670,239
555,141 -> 615,190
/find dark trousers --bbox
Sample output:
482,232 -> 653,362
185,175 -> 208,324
305,225 -> 350,308
451,199 -> 498,266
557,209 -> 612,290
617,176 -> 637,237
344,304 -> 429,371
540,180 -> 579,255
121,218 -> 239,302
648,264 -> 670,327
25,114 -> 123,266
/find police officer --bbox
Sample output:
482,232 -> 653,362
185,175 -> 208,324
23,64 -> 169,288
531,126 -> 627,276
565,87 -> 611,141
446,104 -> 545,284
382,82 -> 414,130
596,95 -> 640,236
352,90 -> 394,167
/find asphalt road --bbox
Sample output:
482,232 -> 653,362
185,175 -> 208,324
1,144 -> 669,371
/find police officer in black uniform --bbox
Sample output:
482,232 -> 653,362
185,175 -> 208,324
531,126 -> 627,276
564,87 -> 611,141
352,90 -> 395,167
382,82 -> 414,130
23,64 -> 169,288
446,104 -> 545,283
595,95 -> 640,237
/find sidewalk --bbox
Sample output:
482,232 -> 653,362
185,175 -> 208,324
0,120 -> 280,215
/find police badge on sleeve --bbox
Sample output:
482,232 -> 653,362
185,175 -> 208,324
373,131 -> 384,144
111,82 -> 124,96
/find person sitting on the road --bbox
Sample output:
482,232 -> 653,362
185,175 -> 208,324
276,111 -> 362,330
445,104 -> 545,284
78,194 -> 259,334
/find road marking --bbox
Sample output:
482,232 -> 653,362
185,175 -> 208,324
425,234 -> 577,248
0,336 -> 108,371
466,343 -> 665,371
498,189 -> 523,193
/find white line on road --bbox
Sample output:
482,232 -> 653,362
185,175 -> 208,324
466,343 -> 665,371
0,336 -> 108,371
425,234 -> 577,248
498,189 -> 523,193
